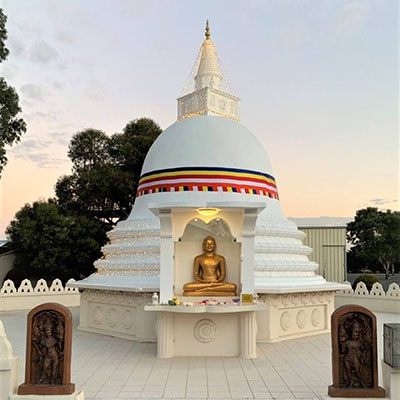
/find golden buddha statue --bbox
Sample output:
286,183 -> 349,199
183,236 -> 237,296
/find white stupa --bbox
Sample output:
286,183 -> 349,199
73,22 -> 346,344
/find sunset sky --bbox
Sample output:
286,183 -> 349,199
0,0 -> 398,239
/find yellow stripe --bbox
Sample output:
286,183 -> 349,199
227,187 -> 233,192
139,170 -> 276,185
202,186 -> 208,192
179,186 -> 184,192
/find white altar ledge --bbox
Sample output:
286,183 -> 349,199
145,303 -> 266,358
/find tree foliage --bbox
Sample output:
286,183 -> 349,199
347,207 -> 400,278
6,200 -> 107,282
0,8 -> 26,176
56,118 -> 161,226
352,274 -> 381,291
7,117 -> 161,281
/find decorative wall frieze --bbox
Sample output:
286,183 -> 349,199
339,281 -> 400,298
81,289 -> 150,305
1,278 -> 79,295
258,291 -> 335,309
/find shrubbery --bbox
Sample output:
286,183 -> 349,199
352,274 -> 381,291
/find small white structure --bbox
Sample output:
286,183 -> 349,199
0,320 -> 20,400
71,23 -> 347,350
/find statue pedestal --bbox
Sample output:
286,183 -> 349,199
145,303 -> 266,358
10,391 -> 84,400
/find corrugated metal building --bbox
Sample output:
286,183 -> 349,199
298,226 -> 347,283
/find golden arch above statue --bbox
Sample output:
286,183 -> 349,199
183,236 -> 237,296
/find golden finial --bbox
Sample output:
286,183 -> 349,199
205,20 -> 210,39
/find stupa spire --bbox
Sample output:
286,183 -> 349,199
205,20 -> 210,39
194,21 -> 222,91
177,22 -> 240,121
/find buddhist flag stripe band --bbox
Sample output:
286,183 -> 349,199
137,167 -> 279,199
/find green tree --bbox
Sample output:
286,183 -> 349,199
6,200 -> 107,282
56,118 -> 161,226
0,8 -> 26,176
347,207 -> 400,279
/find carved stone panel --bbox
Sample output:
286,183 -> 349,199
328,305 -> 385,398
18,303 -> 75,395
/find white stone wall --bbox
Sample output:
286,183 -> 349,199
335,281 -> 400,314
0,278 -> 80,311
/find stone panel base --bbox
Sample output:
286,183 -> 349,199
327,385 -> 386,398
257,290 -> 336,342
18,384 -> 75,396
11,390 -> 84,400
79,289 -> 157,341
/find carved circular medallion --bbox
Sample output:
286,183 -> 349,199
297,310 -> 307,329
122,310 -> 133,329
126,294 -> 135,304
280,312 -> 291,331
107,293 -> 116,303
92,306 -> 103,325
194,319 -> 217,343
135,294 -> 145,306
311,308 -> 321,327
106,308 -> 117,327
97,291 -> 106,302
116,293 -> 125,304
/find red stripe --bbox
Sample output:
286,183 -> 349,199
138,180 -> 277,191
137,187 -> 279,199
138,182 -> 279,196
139,173 -> 277,188
138,181 -> 278,194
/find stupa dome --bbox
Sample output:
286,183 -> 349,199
141,116 -> 273,177
74,21 -> 342,294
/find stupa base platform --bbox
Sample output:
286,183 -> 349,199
256,289 -> 337,343
77,288 -> 157,341
183,291 -> 237,296
327,385 -> 386,398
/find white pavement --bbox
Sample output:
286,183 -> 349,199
1,307 -> 398,400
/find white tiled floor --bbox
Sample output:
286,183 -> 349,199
1,308 -> 398,400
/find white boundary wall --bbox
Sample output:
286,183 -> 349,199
335,281 -> 400,314
0,278 -> 80,312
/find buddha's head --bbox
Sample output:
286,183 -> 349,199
203,236 -> 216,252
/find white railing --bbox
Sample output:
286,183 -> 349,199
0,278 -> 80,312
335,281 -> 400,314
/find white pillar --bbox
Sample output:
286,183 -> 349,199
241,209 -> 258,295
0,321 -> 20,400
240,311 -> 257,359
157,312 -> 174,358
382,360 -> 400,400
159,211 -> 174,303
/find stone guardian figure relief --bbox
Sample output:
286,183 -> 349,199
328,305 -> 385,398
18,303 -> 75,395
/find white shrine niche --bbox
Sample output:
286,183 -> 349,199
174,218 -> 241,296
